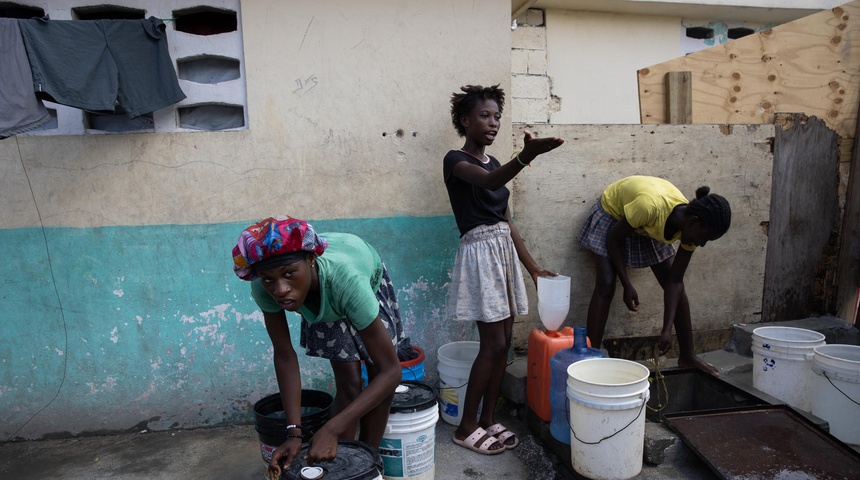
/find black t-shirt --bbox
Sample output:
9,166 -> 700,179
443,150 -> 510,236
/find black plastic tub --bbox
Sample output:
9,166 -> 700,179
253,390 -> 334,465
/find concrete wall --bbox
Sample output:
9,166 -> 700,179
510,123 -> 775,344
0,0 -> 510,439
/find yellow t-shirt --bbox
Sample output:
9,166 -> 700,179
600,176 -> 695,251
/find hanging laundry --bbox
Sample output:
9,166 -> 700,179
0,18 -> 50,140
17,16 -> 186,118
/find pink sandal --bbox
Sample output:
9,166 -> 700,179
452,426 -> 505,455
485,423 -> 520,450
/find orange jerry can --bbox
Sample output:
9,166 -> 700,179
527,326 -> 574,422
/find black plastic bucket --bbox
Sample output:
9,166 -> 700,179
254,390 -> 334,465
283,440 -> 383,480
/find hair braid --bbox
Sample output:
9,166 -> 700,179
688,186 -> 731,239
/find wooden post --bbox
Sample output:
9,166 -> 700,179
835,99 -> 860,322
665,71 -> 692,124
762,113 -> 840,322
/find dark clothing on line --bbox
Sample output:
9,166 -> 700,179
0,18 -> 50,139
18,16 -> 185,118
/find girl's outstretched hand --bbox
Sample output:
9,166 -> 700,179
520,129 -> 564,162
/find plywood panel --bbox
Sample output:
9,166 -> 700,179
638,2 -> 860,139
510,124 -> 773,347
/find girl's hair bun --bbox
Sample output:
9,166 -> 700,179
695,186 -> 711,199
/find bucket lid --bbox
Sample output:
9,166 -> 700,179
390,381 -> 437,414
284,440 -> 382,480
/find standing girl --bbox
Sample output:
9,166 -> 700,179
578,175 -> 731,376
444,84 -> 564,455
232,216 -> 403,478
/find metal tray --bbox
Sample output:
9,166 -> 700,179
664,405 -> 860,480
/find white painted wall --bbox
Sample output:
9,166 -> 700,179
545,10 -> 680,124
3,0 -> 512,229
526,0 -> 847,22
514,1 -> 848,124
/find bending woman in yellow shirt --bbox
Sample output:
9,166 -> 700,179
578,176 -> 731,376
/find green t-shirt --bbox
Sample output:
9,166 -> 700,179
250,232 -> 383,330
600,175 -> 695,251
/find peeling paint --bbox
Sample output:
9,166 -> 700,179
0,216 -> 459,439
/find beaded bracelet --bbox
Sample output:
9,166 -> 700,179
286,434 -> 303,439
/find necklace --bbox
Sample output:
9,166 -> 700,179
459,149 -> 490,164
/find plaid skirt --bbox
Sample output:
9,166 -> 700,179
299,263 -> 403,364
577,199 -> 675,268
446,222 -> 529,323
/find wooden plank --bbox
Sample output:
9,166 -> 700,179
637,1 -> 860,139
836,94 -> 860,321
665,71 -> 693,124
510,124 -> 773,344
762,114 -> 840,322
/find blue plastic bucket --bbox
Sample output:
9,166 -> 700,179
361,346 -> 425,385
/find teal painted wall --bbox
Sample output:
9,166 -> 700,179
0,216 -> 474,440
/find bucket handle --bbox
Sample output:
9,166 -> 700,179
436,379 -> 469,392
567,392 -> 648,445
823,371 -> 860,407
402,364 -> 421,380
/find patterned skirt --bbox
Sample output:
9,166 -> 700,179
299,263 -> 403,364
577,199 -> 675,268
446,222 -> 528,323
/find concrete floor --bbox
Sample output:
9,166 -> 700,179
0,404 -> 716,480
0,368 -> 721,480
1,317 -> 856,480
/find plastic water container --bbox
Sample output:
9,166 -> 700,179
566,358 -> 651,480
549,326 -> 606,443
752,326 -> 825,411
537,275 -> 571,331
379,382 -> 439,480
527,326 -> 574,422
437,341 -> 479,426
361,346 -> 426,386
810,344 -> 860,446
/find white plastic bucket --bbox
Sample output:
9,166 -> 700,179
437,341 -> 479,426
566,358 -> 651,480
751,326 -> 825,411
811,344 -> 860,446
380,383 -> 439,480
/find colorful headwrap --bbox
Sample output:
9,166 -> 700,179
232,215 -> 328,281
